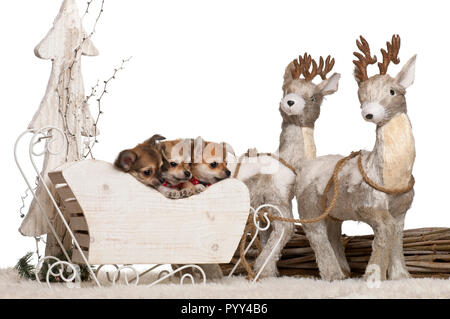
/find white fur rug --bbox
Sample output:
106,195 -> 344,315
1,268 -> 449,299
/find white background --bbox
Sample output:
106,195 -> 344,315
1,0 -> 449,268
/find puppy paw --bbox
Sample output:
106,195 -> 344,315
194,184 -> 206,194
165,190 -> 181,199
180,188 -> 193,198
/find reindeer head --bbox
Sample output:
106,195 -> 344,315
280,53 -> 340,127
353,35 -> 417,126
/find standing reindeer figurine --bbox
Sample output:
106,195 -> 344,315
229,54 -> 340,278
295,35 -> 417,281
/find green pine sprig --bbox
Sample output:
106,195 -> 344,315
15,250 -> 93,282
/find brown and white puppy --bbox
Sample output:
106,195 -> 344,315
191,136 -> 232,192
156,139 -> 195,199
114,134 -> 165,188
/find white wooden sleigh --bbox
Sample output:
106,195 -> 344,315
15,128 -> 283,287
48,160 -> 250,266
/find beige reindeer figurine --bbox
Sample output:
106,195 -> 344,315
228,54 -> 340,278
295,35 -> 417,281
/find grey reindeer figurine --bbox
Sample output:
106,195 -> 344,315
228,54 -> 341,278
295,35 -> 417,281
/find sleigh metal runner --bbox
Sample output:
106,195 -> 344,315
14,127 -> 286,288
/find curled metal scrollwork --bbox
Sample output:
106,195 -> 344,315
228,204 -> 286,283
35,256 -> 81,288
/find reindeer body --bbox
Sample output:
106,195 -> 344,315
240,121 -> 308,277
229,55 -> 340,277
296,115 -> 415,280
295,35 -> 417,281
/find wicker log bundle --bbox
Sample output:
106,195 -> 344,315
221,226 -> 450,279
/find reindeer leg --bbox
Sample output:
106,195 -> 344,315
388,213 -> 410,280
253,205 -> 294,278
362,210 -> 395,281
303,220 -> 346,281
326,218 -> 351,277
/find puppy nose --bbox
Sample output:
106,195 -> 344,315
365,114 -> 374,120
184,171 -> 191,178
287,100 -> 295,107
225,170 -> 231,177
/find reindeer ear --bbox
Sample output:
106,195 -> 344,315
282,61 -> 296,91
317,73 -> 341,96
353,68 -> 364,87
115,150 -> 137,172
396,55 -> 416,89
144,134 -> 165,146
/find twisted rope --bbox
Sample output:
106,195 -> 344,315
357,154 -> 415,194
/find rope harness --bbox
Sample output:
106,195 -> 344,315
237,150 -> 415,280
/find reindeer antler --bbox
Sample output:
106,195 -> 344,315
353,36 -> 378,82
300,53 -> 319,81
291,58 -> 303,79
291,53 -> 326,82
378,34 -> 401,75
317,55 -> 335,80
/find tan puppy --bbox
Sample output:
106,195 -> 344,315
156,139 -> 197,199
114,134 -> 165,188
191,136 -> 232,192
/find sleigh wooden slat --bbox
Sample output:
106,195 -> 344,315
48,160 -> 250,265
55,185 -> 75,199
70,216 -> 88,232
72,248 -> 90,264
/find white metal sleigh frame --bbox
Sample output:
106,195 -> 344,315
14,127 -> 286,288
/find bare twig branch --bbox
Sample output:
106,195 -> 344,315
83,57 -> 133,159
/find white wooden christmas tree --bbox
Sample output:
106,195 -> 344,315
20,0 -> 99,256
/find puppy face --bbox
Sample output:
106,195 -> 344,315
115,135 -> 165,188
158,139 -> 192,185
191,137 -> 231,184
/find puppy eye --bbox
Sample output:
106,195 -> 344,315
390,89 -> 395,96
143,169 -> 152,176
170,162 -> 178,167
210,162 -> 218,168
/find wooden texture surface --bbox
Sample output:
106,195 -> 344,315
50,160 -> 250,265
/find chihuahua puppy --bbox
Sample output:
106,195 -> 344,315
156,139 -> 195,199
191,136 -> 232,192
114,134 -> 166,188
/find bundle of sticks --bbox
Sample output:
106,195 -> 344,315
221,226 -> 450,279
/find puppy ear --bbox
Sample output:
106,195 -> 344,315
159,144 -> 169,160
222,142 -> 235,160
194,136 -> 204,163
115,150 -> 137,172
144,134 -> 166,146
